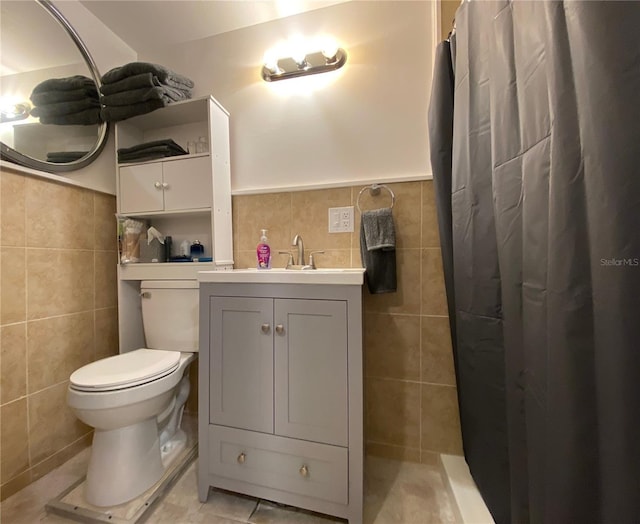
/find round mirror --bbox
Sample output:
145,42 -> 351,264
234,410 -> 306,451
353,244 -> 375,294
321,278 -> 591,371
0,0 -> 108,172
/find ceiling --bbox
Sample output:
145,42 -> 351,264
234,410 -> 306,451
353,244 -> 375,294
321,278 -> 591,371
79,0 -> 350,53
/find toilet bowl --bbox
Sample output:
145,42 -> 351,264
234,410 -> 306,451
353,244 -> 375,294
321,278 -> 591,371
67,280 -> 199,507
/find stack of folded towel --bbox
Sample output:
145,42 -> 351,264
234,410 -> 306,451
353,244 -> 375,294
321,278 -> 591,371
117,139 -> 188,163
360,208 -> 397,294
29,75 -> 100,125
100,62 -> 194,122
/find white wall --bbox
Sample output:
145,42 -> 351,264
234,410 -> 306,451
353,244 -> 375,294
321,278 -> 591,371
139,1 -> 434,194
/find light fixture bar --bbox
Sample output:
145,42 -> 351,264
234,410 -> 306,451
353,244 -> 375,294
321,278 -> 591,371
262,48 -> 347,82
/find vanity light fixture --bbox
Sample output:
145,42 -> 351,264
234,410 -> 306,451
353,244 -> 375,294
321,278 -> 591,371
261,45 -> 347,82
0,101 -> 31,123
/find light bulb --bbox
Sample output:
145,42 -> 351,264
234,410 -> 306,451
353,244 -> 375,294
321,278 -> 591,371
292,50 -> 308,68
322,44 -> 339,62
263,50 -> 281,74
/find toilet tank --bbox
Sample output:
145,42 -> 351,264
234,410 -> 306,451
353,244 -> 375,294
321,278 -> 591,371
140,280 -> 199,352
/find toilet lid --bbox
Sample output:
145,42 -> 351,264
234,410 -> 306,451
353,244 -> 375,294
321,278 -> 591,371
70,349 -> 181,392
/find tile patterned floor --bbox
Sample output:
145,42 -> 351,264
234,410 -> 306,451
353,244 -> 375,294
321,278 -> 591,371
1,449 -> 459,524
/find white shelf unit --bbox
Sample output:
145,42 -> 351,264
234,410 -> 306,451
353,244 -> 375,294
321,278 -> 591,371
115,96 -> 233,352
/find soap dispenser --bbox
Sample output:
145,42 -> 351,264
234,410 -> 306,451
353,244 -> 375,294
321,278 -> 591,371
256,229 -> 271,269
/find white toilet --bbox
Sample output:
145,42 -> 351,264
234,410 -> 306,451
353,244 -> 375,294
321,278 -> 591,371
67,280 -> 199,507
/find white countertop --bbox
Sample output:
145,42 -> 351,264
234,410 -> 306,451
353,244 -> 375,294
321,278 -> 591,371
198,268 -> 365,285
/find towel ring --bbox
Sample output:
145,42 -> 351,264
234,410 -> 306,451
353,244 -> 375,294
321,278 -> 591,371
356,184 -> 396,213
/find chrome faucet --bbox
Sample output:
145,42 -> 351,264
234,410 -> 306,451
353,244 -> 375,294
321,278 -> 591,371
292,234 -> 305,266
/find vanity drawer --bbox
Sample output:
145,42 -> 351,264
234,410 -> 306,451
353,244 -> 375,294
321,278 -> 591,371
208,425 -> 348,505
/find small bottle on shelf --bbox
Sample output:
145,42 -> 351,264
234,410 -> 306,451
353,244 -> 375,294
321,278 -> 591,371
196,136 -> 208,154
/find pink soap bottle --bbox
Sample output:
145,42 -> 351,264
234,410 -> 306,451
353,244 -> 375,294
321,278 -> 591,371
256,229 -> 271,269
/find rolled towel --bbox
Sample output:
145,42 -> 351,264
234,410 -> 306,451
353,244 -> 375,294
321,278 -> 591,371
38,108 -> 101,126
100,85 -> 191,107
101,62 -> 194,89
362,207 -> 396,251
31,98 -> 100,118
100,72 -> 162,95
31,75 -> 96,93
30,86 -> 98,106
100,99 -> 166,122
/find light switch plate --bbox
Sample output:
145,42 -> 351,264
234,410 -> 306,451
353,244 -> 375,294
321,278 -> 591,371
328,206 -> 354,233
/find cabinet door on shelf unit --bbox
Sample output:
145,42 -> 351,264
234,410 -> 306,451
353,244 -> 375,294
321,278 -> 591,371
162,156 -> 212,211
119,163 -> 164,214
274,299 -> 349,447
209,296 -> 274,434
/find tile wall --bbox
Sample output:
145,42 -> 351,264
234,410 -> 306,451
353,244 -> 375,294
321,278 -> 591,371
232,180 -> 463,464
0,169 -> 119,500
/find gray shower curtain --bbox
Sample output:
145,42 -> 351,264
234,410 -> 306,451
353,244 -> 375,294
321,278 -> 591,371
429,2 -> 640,523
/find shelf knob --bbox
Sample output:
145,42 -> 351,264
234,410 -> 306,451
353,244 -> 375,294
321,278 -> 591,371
261,323 -> 270,333
299,464 -> 309,478
275,324 -> 285,335
154,181 -> 162,189
237,452 -> 246,464
162,182 -> 169,189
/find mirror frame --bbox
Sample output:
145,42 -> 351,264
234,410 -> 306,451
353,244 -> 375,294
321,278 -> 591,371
0,0 -> 109,173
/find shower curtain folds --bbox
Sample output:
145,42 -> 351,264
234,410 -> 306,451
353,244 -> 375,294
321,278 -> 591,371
429,1 -> 640,523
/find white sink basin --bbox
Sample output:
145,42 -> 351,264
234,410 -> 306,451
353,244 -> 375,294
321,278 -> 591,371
198,268 -> 365,285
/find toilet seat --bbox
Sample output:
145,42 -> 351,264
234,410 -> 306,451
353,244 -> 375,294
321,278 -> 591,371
70,349 -> 181,392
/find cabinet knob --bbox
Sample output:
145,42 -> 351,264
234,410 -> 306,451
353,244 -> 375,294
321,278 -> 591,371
162,182 -> 169,189
299,464 -> 309,478
261,323 -> 270,334
154,181 -> 162,189
237,452 -> 246,464
275,324 -> 285,335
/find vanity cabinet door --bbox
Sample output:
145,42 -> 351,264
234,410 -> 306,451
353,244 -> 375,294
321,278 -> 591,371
274,299 -> 348,447
162,156 -> 212,211
119,163 -> 164,214
209,296 -> 274,434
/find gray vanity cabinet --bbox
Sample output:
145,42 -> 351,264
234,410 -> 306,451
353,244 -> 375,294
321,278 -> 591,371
198,282 -> 363,524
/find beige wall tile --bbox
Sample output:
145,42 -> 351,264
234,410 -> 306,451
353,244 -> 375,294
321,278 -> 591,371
94,193 -> 117,251
422,181 -> 440,248
1,399 -> 29,481
421,316 -> 456,386
1,247 -> 26,324
27,312 -> 94,393
95,252 -> 117,308
290,188 -> 351,251
366,377 -> 420,448
364,248 -> 421,315
0,469 -> 31,502
30,433 -> 92,483
365,313 -> 420,381
25,178 -> 94,250
421,248 -> 448,316
27,249 -> 94,320
234,192 -> 291,252
235,250 -> 258,270
1,323 -> 27,403
309,249 -> 350,269
420,449 -> 442,467
28,382 -> 91,465
421,384 -> 463,455
1,172 -> 26,247
95,307 -> 118,360
365,441 -> 421,463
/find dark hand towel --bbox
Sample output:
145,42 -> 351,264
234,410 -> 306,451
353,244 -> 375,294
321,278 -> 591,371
31,75 -> 96,93
362,207 -> 396,251
30,86 -> 98,106
360,214 -> 397,294
101,62 -> 194,89
100,99 -> 166,122
100,85 -> 192,107
38,108 -> 101,126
